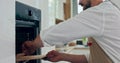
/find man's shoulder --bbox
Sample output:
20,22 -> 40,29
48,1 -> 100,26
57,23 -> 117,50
83,1 -> 115,13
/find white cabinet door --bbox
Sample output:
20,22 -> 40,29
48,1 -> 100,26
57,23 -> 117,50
0,0 -> 15,63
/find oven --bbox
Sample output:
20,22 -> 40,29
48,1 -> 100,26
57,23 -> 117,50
16,1 -> 41,63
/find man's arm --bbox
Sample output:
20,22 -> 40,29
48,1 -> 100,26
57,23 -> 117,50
33,35 -> 44,48
45,50 -> 88,63
40,8 -> 103,46
61,53 -> 88,63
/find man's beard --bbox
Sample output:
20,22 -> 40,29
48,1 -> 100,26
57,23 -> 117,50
83,0 -> 91,10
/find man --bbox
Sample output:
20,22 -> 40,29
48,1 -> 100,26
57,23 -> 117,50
22,0 -> 120,63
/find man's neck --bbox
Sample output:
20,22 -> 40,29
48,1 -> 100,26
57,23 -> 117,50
91,0 -> 103,6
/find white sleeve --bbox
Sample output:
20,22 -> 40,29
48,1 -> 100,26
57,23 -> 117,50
40,7 -> 104,46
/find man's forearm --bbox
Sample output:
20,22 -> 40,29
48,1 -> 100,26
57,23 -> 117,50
61,53 -> 88,63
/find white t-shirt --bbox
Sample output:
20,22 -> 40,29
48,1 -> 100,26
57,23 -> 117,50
41,1 -> 120,62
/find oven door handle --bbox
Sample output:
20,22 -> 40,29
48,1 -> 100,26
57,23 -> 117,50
16,20 -> 36,27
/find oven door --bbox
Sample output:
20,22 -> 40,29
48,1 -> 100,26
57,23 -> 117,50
16,20 -> 41,63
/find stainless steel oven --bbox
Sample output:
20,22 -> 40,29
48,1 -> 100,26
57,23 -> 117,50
16,1 -> 41,63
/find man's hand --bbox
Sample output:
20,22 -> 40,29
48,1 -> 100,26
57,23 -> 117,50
22,41 -> 37,55
22,35 -> 44,55
45,50 -> 64,62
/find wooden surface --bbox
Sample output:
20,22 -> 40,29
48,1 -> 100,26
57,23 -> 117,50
16,53 -> 46,62
64,0 -> 71,20
88,37 -> 113,63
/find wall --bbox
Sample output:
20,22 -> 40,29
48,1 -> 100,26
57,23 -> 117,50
55,0 -> 66,20
16,0 -> 37,8
0,0 -> 15,63
71,0 -> 78,17
38,0 -> 50,30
